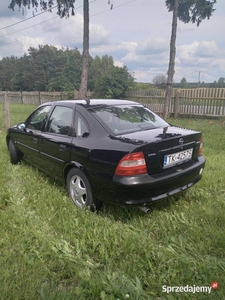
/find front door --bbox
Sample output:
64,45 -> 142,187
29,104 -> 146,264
15,105 -> 51,167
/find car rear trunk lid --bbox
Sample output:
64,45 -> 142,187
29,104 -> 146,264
118,126 -> 202,175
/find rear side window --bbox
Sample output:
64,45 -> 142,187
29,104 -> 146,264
90,104 -> 169,134
75,113 -> 90,138
46,106 -> 73,136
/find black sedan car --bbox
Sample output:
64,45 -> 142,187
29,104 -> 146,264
6,99 -> 205,211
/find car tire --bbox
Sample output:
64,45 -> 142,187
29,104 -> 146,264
66,168 -> 102,211
8,139 -> 20,165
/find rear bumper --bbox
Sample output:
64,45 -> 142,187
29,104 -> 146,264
123,179 -> 200,205
105,155 -> 206,205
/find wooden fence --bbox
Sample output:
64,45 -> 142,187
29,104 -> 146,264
0,91 -> 68,105
1,88 -> 225,130
125,88 -> 225,117
0,90 -> 93,105
0,90 -> 90,129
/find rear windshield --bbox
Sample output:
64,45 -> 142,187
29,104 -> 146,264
90,104 -> 169,134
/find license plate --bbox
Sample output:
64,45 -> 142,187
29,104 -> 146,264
164,148 -> 193,168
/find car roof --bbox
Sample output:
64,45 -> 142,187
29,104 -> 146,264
43,99 -> 140,107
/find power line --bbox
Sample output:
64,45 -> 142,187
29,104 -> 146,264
0,16 -> 59,38
0,5 -> 58,31
90,0 -> 136,18
0,1 -> 97,32
1,0 -> 136,49
0,1 -> 95,38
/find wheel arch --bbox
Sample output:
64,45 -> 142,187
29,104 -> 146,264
65,164 -> 102,211
6,135 -> 11,150
63,161 -> 90,184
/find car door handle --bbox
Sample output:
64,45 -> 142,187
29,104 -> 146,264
27,129 -> 33,135
59,144 -> 66,151
33,138 -> 38,144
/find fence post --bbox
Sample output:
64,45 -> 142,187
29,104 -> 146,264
38,91 -> 41,104
174,91 -> 180,119
74,89 -> 79,99
4,91 -> 10,129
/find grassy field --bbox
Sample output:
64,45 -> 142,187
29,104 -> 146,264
0,105 -> 225,299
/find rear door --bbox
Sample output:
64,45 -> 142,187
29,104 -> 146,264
39,105 -> 74,180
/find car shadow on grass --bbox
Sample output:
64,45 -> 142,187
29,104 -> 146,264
22,161 -> 190,223
98,191 -> 189,222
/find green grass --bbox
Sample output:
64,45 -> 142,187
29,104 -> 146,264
0,109 -> 225,299
8,103 -> 38,127
0,103 -> 38,130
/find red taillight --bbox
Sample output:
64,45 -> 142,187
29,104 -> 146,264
115,151 -> 147,176
198,138 -> 203,156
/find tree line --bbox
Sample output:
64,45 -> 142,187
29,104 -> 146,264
0,45 -> 134,99
151,75 -> 225,89
176,77 -> 225,89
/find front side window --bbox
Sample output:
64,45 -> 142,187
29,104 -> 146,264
46,106 -> 73,136
90,104 -> 169,134
26,105 -> 51,131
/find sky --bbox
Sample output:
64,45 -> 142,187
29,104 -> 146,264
0,0 -> 225,83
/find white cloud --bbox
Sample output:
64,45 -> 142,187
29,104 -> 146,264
119,38 -> 169,71
118,41 -> 138,52
0,0 -> 224,83
0,2 -> 28,18
177,40 -> 222,69
90,44 -> 118,56
114,60 -> 123,68
212,59 -> 225,71
90,23 -> 110,46
136,38 -> 168,55
21,36 -> 47,53
194,41 -> 220,57
37,14 -> 84,48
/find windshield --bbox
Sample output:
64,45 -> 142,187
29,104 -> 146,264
90,104 -> 169,134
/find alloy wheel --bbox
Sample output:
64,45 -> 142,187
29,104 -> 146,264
70,175 -> 87,208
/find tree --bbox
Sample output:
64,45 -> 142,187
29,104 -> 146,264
163,0 -> 179,119
163,0 -> 216,119
47,48 -> 82,92
79,0 -> 89,98
9,0 -> 113,98
14,54 -> 36,91
217,77 -> 225,88
152,74 -> 167,89
0,45 -> 133,95
9,1 -> 76,18
90,55 -> 115,91
180,77 -> 187,88
9,0 -> 90,97
90,55 -> 134,98
0,56 -> 18,90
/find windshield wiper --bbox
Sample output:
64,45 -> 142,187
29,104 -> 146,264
138,123 -> 155,130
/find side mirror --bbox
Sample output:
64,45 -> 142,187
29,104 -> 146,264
17,122 -> 26,131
